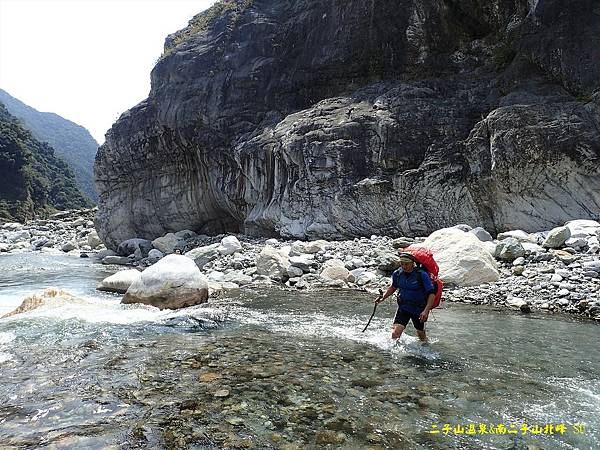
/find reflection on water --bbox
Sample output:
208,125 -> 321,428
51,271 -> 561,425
0,253 -> 598,449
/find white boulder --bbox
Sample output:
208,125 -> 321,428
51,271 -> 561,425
350,268 -> 378,286
2,288 -> 78,318
218,236 -> 242,255
122,255 -> 208,309
289,255 -> 317,272
565,219 -> 600,239
497,230 -> 538,243
148,249 -> 164,259
420,228 -> 500,286
2,222 -> 22,231
87,230 -> 103,249
256,246 -> 290,281
97,269 -> 142,293
289,240 -> 328,256
506,296 -> 527,309
320,265 -> 355,283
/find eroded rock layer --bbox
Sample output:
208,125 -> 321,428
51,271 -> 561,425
95,0 -> 600,249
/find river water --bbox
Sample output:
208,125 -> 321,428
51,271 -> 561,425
0,253 -> 597,449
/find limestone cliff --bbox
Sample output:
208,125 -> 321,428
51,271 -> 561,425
95,0 -> 600,249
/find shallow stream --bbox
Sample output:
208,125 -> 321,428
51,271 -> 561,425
0,253 -> 597,449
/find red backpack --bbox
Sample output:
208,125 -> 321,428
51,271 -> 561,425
403,246 -> 444,308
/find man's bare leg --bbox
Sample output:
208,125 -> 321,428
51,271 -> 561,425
392,323 -> 405,341
416,329 -> 428,344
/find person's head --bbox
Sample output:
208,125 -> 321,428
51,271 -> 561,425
398,252 -> 416,272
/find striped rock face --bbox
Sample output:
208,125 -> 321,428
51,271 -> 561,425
94,0 -> 600,249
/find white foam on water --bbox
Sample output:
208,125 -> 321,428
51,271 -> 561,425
0,331 -> 16,345
0,289 -> 231,326
0,292 -> 163,325
391,337 -> 441,360
545,376 -> 600,412
0,331 -> 16,363
226,304 -> 441,360
0,293 -> 33,317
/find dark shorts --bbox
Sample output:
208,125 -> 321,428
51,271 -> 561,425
394,308 -> 425,331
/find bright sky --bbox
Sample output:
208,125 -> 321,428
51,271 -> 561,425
0,0 -> 215,144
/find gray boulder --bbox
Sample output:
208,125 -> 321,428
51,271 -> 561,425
542,226 -> 571,249
152,233 -> 184,254
376,252 -> 401,272
470,227 -> 493,242
185,243 -> 220,269
497,238 -> 526,262
61,241 -> 77,252
117,239 -> 153,257
102,255 -> 133,265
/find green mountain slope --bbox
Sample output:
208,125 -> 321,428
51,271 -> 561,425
0,102 -> 91,222
0,89 -> 99,201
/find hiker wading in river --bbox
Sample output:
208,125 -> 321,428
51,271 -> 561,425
375,252 -> 436,343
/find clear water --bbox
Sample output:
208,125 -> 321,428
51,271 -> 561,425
0,253 -> 598,449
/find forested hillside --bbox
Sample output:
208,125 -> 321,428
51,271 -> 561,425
0,102 -> 91,222
0,89 -> 98,201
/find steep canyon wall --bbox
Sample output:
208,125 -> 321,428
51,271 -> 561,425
95,0 -> 600,249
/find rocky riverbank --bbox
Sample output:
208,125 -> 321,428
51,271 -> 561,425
1,210 -> 599,321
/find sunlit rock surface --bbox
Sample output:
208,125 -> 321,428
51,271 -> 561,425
95,0 -> 600,249
2,288 -> 77,318
122,254 -> 209,309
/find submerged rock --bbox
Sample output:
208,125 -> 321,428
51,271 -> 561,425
2,288 -> 77,318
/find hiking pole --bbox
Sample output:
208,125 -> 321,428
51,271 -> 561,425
362,289 -> 383,332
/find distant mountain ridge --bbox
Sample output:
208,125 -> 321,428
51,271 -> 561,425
0,89 -> 98,201
0,103 -> 91,222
